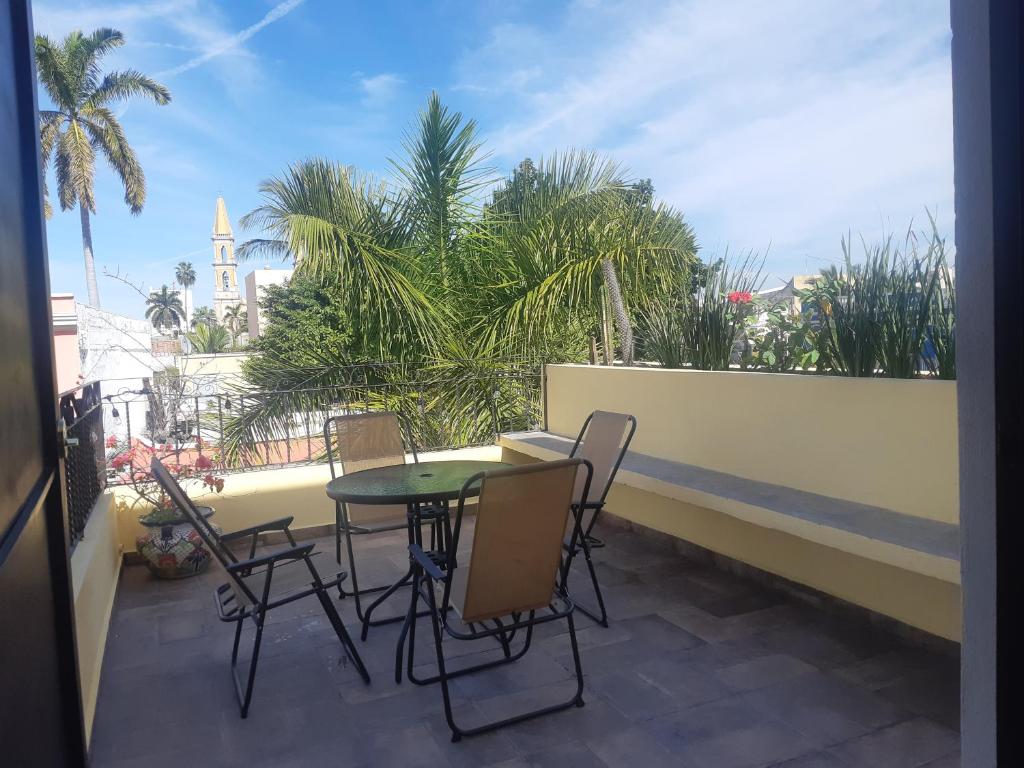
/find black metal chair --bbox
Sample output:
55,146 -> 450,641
150,458 -> 370,718
325,412 -> 446,630
405,458 -> 593,742
561,410 -> 637,626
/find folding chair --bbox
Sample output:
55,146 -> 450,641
405,458 -> 593,742
561,411 -> 637,626
151,458 -> 370,718
325,412 -> 447,630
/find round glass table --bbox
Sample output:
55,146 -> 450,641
325,459 -> 511,681
325,460 -> 510,506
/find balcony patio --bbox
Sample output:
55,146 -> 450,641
60,363 -> 964,766
88,517 -> 958,768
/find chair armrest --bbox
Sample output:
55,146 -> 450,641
220,516 -> 295,542
227,543 -> 313,573
409,544 -> 445,581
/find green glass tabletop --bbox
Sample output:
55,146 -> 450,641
325,460 -> 512,505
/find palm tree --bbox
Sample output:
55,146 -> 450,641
191,306 -> 217,329
175,261 -> 196,327
237,158 -> 441,359
475,152 -> 696,364
35,28 -> 171,307
186,323 -> 231,354
145,285 -> 184,333
222,304 -> 247,343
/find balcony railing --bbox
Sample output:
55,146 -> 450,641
98,359 -> 543,477
58,381 -> 107,549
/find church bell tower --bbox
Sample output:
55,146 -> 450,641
211,196 -> 241,323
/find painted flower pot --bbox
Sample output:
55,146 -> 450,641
136,505 -> 217,579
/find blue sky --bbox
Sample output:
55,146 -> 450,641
34,0 -> 953,319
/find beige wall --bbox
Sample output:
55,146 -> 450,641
70,493 -> 122,744
176,352 -> 248,377
114,445 -> 503,553
545,365 -> 959,523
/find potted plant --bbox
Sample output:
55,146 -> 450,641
107,436 -> 226,579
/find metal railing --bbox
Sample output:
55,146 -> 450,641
99,360 -> 543,478
59,381 -> 107,550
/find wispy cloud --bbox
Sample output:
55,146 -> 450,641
359,73 -> 405,107
460,0 -> 953,277
156,0 -> 305,78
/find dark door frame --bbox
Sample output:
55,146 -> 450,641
1,0 -> 88,763
952,0 -> 1022,765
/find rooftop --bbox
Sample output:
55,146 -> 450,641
88,519 -> 959,768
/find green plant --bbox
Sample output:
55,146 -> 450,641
638,300 -> 687,368
924,228 -> 956,379
190,306 -> 217,329
186,322 -> 231,354
680,253 -> 764,370
746,304 -> 819,372
35,28 -> 171,307
801,224 -> 944,378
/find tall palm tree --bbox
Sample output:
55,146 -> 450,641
145,286 -> 184,333
190,306 -> 217,329
174,261 -> 196,328
35,28 -> 171,307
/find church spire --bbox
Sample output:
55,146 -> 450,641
213,195 -> 233,237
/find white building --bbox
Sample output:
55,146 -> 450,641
244,265 -> 294,338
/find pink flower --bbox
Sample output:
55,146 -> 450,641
110,452 -> 133,470
728,291 -> 753,304
105,435 -> 118,448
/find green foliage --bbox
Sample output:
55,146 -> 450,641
926,247 -> 956,380
800,223 -> 945,378
679,253 -> 764,370
246,274 -> 354,360
744,304 -> 818,372
144,285 -> 184,331
186,323 -> 231,354
175,261 -> 196,288
191,306 -> 217,329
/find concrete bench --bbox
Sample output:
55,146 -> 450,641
499,430 -> 960,585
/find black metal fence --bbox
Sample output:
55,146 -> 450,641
59,381 -> 107,550
100,360 -> 544,477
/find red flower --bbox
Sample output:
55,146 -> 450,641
194,454 -> 213,470
728,290 -> 753,304
110,451 -> 133,470
203,473 -> 216,487
105,435 -> 118,448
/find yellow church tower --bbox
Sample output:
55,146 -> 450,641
211,196 -> 241,323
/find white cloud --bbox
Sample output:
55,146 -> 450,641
359,73 -> 405,107
461,0 -> 953,277
156,0 -> 305,78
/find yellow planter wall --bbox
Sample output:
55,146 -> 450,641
113,445 -> 503,553
70,492 -> 122,744
545,364 -> 959,523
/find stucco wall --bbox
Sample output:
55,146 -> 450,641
545,365 -> 959,523
70,493 -> 121,744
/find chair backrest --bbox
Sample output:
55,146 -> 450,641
325,412 -> 409,524
150,458 -> 258,608
569,411 -> 636,505
448,459 -> 589,623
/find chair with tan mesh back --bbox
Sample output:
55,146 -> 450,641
150,457 -> 369,718
560,410 -> 637,626
404,458 -> 593,742
325,412 -> 446,630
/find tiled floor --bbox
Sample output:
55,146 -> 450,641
90,521 -> 959,767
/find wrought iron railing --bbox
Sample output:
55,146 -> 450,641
99,360 -> 543,478
59,381 -> 107,549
